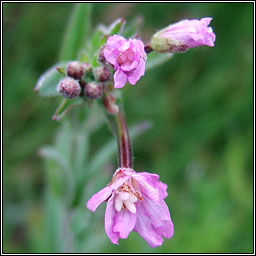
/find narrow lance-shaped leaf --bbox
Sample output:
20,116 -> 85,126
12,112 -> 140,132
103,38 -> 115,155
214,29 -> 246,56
146,51 -> 173,71
123,16 -> 143,38
34,62 -> 68,97
59,3 -> 92,61
52,98 -> 84,121
108,17 -> 126,35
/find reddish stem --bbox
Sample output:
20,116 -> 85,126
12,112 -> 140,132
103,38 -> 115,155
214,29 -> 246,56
115,110 -> 132,168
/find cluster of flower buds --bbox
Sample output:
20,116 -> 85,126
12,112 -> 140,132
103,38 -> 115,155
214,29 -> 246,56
57,61 -> 112,101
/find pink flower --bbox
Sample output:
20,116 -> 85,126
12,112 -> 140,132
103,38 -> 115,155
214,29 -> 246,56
103,35 -> 146,89
86,168 -> 174,247
161,17 -> 216,48
151,17 -> 215,53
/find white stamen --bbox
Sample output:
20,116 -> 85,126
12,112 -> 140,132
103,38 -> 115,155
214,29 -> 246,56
115,196 -> 123,212
119,192 -> 130,201
128,194 -> 137,203
124,200 -> 136,214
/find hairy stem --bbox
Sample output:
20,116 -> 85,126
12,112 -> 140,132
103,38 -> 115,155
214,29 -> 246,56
114,110 -> 133,168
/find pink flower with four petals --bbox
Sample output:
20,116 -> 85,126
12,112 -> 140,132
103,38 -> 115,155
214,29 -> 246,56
103,35 -> 146,89
86,168 -> 174,247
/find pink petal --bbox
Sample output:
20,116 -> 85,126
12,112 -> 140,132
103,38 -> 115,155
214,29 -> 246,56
86,186 -> 113,212
106,35 -> 126,50
87,170 -> 131,212
105,193 -> 119,244
120,57 -> 140,72
118,40 -> 131,52
133,176 -> 159,201
142,195 -> 174,239
119,40 -> 140,72
137,172 -> 168,200
110,172 -> 131,190
132,171 -> 167,201
104,48 -> 119,66
134,201 -> 164,247
200,17 -> 212,26
113,209 -> 137,239
132,38 -> 146,59
114,68 -> 128,88
127,58 -> 145,85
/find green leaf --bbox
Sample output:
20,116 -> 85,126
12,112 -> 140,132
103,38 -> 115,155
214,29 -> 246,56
39,146 -> 72,172
39,145 -> 75,201
44,191 -> 66,252
78,50 -> 90,62
108,17 -> 126,35
146,52 -> 173,71
97,18 -> 126,36
88,29 -> 106,67
59,3 -> 92,61
90,29 -> 104,55
123,16 -> 143,38
52,98 -> 84,121
34,62 -> 67,97
73,131 -> 89,180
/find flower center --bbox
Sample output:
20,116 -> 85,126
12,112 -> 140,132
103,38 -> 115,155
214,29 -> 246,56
117,49 -> 135,66
114,180 -> 142,214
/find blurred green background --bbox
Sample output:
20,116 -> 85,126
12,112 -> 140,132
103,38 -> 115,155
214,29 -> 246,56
3,2 -> 253,253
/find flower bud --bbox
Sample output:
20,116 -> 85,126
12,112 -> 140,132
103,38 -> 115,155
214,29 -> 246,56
84,82 -> 103,99
98,45 -> 107,64
151,17 -> 216,53
67,61 -> 87,80
82,62 -> 92,74
57,77 -> 81,99
102,94 -> 119,115
94,66 -> 111,82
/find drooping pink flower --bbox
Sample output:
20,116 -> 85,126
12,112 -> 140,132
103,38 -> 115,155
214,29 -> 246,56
86,168 -> 174,247
103,35 -> 146,89
161,17 -> 216,48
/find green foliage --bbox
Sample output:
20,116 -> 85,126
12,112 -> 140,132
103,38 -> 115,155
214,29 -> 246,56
59,3 -> 92,61
52,98 -> 84,121
146,52 -> 173,71
34,62 -> 67,97
3,2 -> 253,254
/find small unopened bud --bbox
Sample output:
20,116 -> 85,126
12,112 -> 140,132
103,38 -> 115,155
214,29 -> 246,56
84,82 -> 103,99
82,62 -> 92,74
98,45 -> 106,64
57,77 -> 81,99
103,95 -> 119,115
94,66 -> 111,82
67,61 -> 86,80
